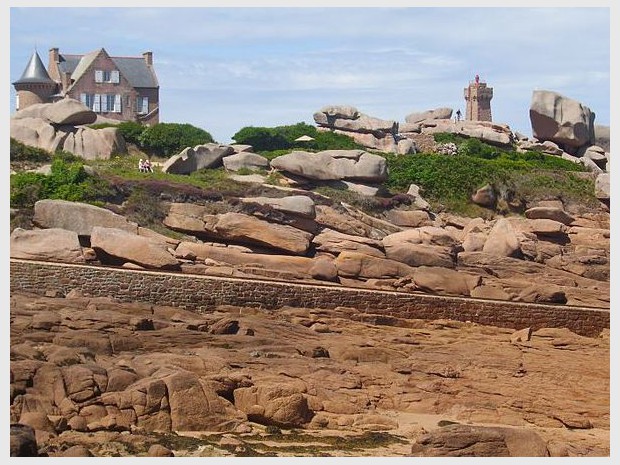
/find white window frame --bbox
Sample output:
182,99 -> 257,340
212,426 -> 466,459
113,94 -> 121,113
95,69 -> 120,84
93,94 -> 101,113
137,96 -> 149,115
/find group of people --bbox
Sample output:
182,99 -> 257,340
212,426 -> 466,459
138,158 -> 153,173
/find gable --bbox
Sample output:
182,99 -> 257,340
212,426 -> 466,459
61,49 -> 158,91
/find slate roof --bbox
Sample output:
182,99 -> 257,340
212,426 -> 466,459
13,50 -> 55,85
58,49 -> 158,89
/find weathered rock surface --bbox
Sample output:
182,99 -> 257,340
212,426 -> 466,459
222,152 -> 270,172
90,227 -> 179,269
240,195 -> 316,219
405,107 -> 453,124
162,143 -> 235,175
529,90 -> 595,152
9,292 -> 610,457
10,99 -> 125,159
411,424 -> 549,457
33,199 -> 138,236
270,150 -> 388,183
10,228 -> 85,264
208,212 -> 313,255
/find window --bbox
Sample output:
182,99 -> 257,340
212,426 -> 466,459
95,69 -> 120,84
137,96 -> 149,115
101,94 -> 122,113
80,93 -> 102,113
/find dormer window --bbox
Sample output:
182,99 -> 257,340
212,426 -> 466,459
95,69 -> 120,84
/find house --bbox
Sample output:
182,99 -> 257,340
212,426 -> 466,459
13,47 -> 159,125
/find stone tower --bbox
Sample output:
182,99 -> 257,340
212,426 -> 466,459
464,74 -> 493,122
12,50 -> 57,111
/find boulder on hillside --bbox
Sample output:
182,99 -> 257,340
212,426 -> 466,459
90,227 -> 179,269
529,90 -> 595,152
524,206 -> 574,225
334,251 -> 416,279
10,116 -> 125,160
207,212 -> 313,255
10,228 -> 85,264
10,424 -> 38,457
312,229 -> 385,258
12,98 -> 96,126
594,173 -> 610,201
33,199 -> 138,236
482,218 -> 521,258
419,119 -> 513,146
594,125 -> 610,152
471,184 -> 496,208
384,243 -> 456,269
233,383 -> 312,427
240,195 -> 316,219
330,129 -> 416,155
410,266 -> 482,296
61,126 -> 126,160
175,242 -> 337,281
222,152 -> 270,172
405,107 -> 453,124
162,143 -> 235,175
382,226 -> 459,249
385,210 -> 432,228
316,105 -> 360,120
270,150 -> 388,183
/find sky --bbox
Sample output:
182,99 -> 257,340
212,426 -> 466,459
7,3 -> 612,144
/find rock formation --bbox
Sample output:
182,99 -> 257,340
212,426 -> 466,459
10,98 -> 126,160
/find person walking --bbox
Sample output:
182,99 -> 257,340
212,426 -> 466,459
455,109 -> 462,122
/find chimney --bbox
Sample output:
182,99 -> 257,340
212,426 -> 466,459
61,71 -> 72,93
48,47 -> 60,81
143,51 -> 153,66
49,47 -> 59,67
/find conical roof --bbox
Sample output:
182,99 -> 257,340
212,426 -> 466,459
13,50 -> 54,85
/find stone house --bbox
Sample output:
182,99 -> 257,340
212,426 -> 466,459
13,47 -> 159,125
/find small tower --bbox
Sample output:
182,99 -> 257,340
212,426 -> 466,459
464,74 -> 493,122
12,50 -> 57,111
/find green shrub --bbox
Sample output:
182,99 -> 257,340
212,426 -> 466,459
117,121 -> 147,146
384,150 -> 593,215
139,123 -> 215,156
232,126 -> 289,152
10,138 -> 51,163
233,122 -> 364,152
10,158 -> 115,208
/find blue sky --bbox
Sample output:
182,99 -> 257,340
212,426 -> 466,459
7,5 -> 612,143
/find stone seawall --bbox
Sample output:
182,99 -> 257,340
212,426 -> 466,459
10,259 -> 609,337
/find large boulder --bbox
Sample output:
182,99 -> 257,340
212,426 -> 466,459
240,195 -> 316,219
384,243 -> 456,268
410,266 -> 481,296
482,218 -> 521,257
174,242 -> 337,281
524,206 -> 574,225
594,173 -> 610,201
12,98 -> 96,126
405,107 -> 453,124
233,383 -> 312,427
208,212 -> 313,255
270,150 -> 388,183
162,143 -> 235,175
419,119 -> 513,146
10,228 -> 85,263
61,127 -> 126,160
312,229 -> 385,258
411,424 -> 549,457
334,251 -> 416,279
10,117 -> 65,153
222,152 -> 270,171
593,125 -> 610,152
90,227 -> 179,269
529,90 -> 595,152
33,199 -> 138,236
